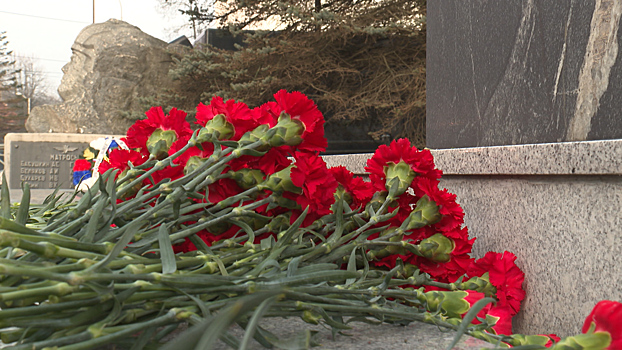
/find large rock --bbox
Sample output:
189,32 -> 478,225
26,19 -> 180,134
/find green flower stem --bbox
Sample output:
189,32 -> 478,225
335,197 -> 394,246
167,196 -> 273,242
283,290 -> 369,307
0,281 -> 79,303
116,138 -> 197,198
0,263 -> 76,286
0,234 -> 105,260
294,301 -> 458,329
6,331 -> 94,350
0,231 -> 110,254
10,307 -> 191,350
0,295 -> 111,320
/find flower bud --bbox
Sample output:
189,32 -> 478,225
457,273 -> 496,297
384,160 -> 416,198
259,165 -> 301,194
196,114 -> 234,143
268,112 -> 304,147
509,334 -> 555,347
229,169 -> 265,190
365,192 -> 388,217
418,233 -> 454,263
146,128 -> 177,160
406,195 -> 442,230
397,263 -> 420,279
184,156 -> 208,175
549,333 -> 611,350
421,290 -> 471,319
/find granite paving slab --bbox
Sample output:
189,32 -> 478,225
211,318 -> 496,350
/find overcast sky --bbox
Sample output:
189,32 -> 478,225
0,0 -> 190,97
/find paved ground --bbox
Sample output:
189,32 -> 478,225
211,318 -> 496,350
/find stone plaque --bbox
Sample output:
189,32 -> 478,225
427,0 -> 622,149
4,133 -> 123,189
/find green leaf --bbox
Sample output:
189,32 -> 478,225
82,193 -> 108,243
274,207 -> 308,250
162,291 -> 280,350
286,256 -> 302,277
188,233 -> 215,254
15,182 -> 30,225
345,246 -> 358,286
87,219 -> 144,272
0,172 -> 10,219
228,218 -> 256,243
446,297 -> 496,350
239,296 -> 277,350
157,224 -> 177,274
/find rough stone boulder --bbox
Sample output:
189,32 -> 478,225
26,19 -> 181,134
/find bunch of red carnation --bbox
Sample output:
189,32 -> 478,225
95,91 -> 621,348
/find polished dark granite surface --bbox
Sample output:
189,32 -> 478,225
427,0 -> 622,148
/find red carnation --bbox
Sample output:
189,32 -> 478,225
196,97 -> 259,140
366,138 -> 442,194
413,177 -> 465,232
467,251 -> 526,316
229,147 -> 292,176
543,334 -> 560,347
461,291 -> 512,334
285,151 -> 337,218
407,226 -> 475,283
124,106 -> 192,156
263,90 -> 327,153
207,178 -> 243,204
582,300 -> 622,349
99,149 -> 148,175
329,166 -> 375,210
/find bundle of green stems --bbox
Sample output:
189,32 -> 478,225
0,135 -> 505,350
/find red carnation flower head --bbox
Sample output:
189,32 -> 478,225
411,177 -> 465,232
482,305 -> 513,335
99,149 -> 148,175
260,151 -> 337,223
329,166 -> 375,210
124,106 -> 192,159
582,300 -> 622,349
285,151 -> 338,218
435,289 -> 513,335
229,147 -> 292,176
366,138 -> 442,198
467,251 -> 526,316
408,226 -> 475,283
195,97 -> 260,141
261,90 -> 327,153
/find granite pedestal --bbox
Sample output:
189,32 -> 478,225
325,139 -> 622,337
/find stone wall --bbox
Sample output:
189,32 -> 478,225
324,140 -> 622,336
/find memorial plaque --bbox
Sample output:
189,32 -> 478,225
4,133 -> 124,189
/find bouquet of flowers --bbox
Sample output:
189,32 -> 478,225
0,91 -> 619,349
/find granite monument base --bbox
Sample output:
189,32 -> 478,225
324,139 -> 622,336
